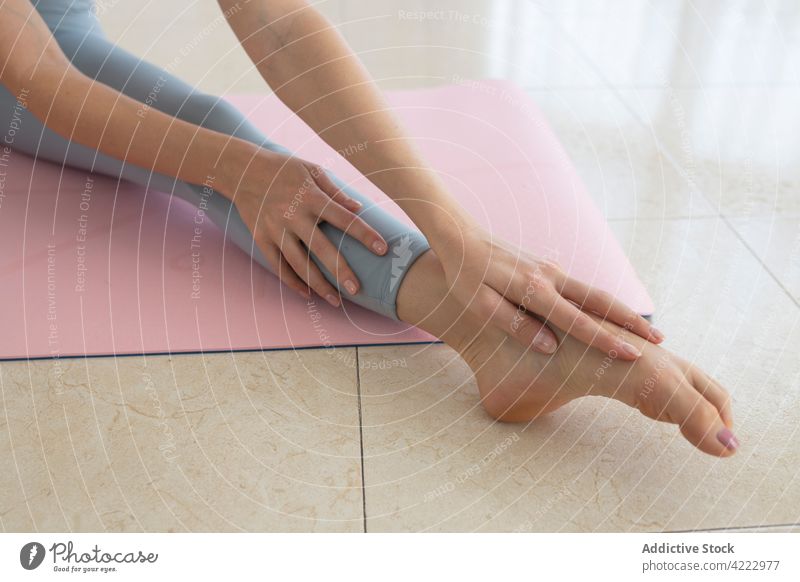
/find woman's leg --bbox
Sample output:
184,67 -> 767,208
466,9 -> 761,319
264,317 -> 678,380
396,250 -> 737,457
1,25 -> 429,319
3,18 -> 736,457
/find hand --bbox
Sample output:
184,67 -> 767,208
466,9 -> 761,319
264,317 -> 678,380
220,145 -> 387,306
435,225 -> 663,359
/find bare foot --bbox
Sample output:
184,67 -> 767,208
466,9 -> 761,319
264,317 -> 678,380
397,250 -> 738,458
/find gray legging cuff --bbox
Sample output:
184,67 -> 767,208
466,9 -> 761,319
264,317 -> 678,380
244,143 -> 432,321
316,176 -> 431,320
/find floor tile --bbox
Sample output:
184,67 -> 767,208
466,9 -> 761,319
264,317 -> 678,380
618,86 -> 800,218
359,218 -> 800,531
541,0 -> 800,88
0,349 -> 363,532
729,216 -> 800,304
64,0 -> 800,534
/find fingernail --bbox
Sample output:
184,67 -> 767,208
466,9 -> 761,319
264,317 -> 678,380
350,199 -> 363,209
716,427 -> 739,450
650,326 -> 665,341
326,294 -> 340,307
532,333 -> 556,354
344,280 -> 358,295
372,240 -> 387,254
620,341 -> 642,358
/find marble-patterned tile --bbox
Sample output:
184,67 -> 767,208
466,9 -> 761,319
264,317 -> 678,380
359,218 -> 800,531
542,0 -> 800,88
527,89 -> 716,220
618,86 -> 800,218
0,348 -> 363,532
729,216 -> 800,304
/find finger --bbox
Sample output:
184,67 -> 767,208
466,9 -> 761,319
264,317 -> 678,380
280,235 -> 342,308
261,243 -> 310,300
312,167 -> 364,214
691,368 -> 734,429
471,285 -> 558,354
540,293 -> 643,359
303,224 -> 361,297
316,195 -> 388,255
560,277 -> 663,343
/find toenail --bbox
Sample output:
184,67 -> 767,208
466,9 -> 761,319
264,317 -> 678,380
620,341 -> 642,358
716,427 -> 739,450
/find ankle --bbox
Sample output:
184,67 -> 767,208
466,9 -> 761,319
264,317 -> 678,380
395,249 -> 478,352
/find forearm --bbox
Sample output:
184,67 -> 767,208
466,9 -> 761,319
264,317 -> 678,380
0,0 -> 258,197
219,0 -> 475,248
16,62 -> 256,197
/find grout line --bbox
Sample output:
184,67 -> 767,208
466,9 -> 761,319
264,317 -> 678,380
720,220 -> 800,309
667,522 -> 800,533
536,5 -> 800,311
0,339 -> 443,364
354,346 -> 368,533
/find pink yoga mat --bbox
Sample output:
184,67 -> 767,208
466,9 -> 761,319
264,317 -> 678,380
0,80 -> 653,360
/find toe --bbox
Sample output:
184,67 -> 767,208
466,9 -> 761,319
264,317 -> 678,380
672,378 -> 740,457
691,368 -> 734,429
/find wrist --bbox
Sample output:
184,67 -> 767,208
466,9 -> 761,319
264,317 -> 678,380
215,138 -> 260,201
423,210 -> 483,257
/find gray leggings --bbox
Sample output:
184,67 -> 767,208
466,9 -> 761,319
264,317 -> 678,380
1,1 -> 430,319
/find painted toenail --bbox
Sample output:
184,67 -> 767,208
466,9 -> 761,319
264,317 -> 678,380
620,341 -> 642,358
532,333 -> 556,354
650,327 -> 665,341
716,427 -> 739,450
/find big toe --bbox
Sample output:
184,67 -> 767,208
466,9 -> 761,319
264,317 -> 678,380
672,382 -> 740,457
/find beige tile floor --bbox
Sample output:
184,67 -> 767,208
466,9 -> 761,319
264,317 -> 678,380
2,0 -> 798,532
